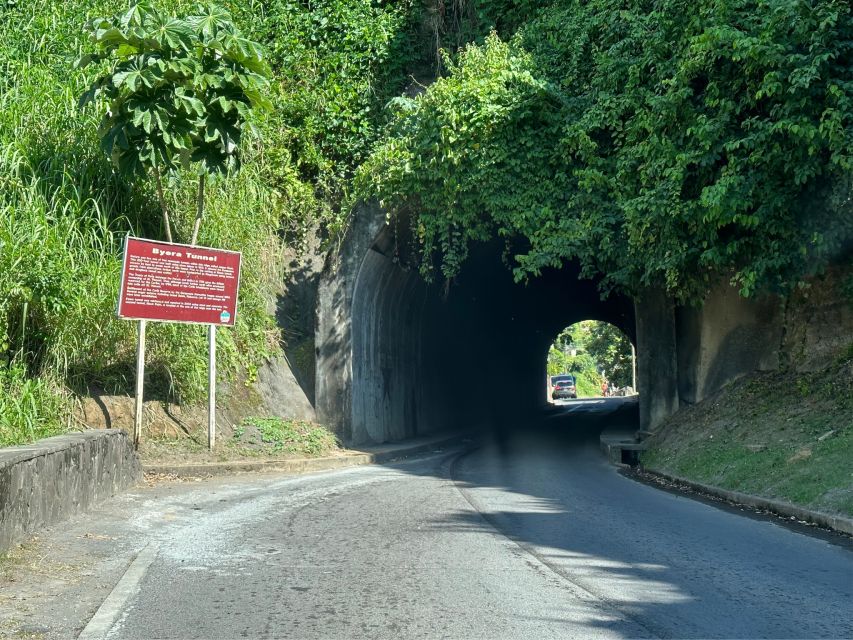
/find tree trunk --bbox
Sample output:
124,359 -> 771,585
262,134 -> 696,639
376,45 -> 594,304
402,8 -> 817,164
154,167 -> 173,243
190,175 -> 205,246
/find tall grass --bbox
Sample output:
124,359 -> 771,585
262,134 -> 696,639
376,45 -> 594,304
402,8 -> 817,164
0,0 -> 286,446
0,0 -> 421,447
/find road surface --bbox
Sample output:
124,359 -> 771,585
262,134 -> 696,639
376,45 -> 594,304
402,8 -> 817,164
8,399 -> 853,639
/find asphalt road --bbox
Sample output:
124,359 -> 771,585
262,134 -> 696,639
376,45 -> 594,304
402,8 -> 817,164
71,399 -> 853,638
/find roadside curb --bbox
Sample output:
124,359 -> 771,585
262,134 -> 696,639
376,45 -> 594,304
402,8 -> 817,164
641,468 -> 853,536
142,433 -> 470,478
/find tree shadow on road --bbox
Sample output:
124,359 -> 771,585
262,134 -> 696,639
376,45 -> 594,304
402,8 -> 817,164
377,398 -> 852,639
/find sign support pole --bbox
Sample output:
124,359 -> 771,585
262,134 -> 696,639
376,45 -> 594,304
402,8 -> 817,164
134,319 -> 147,450
208,323 -> 216,451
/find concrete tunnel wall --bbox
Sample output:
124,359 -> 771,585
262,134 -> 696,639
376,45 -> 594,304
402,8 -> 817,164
315,205 -> 811,443
351,248 -> 432,443
317,203 -> 637,446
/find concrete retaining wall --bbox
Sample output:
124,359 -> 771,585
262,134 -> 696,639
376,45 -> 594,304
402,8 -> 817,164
635,288 -> 680,432
637,282 -> 785,431
640,266 -> 853,431
676,284 -> 783,406
0,430 -> 140,552
315,202 -> 387,441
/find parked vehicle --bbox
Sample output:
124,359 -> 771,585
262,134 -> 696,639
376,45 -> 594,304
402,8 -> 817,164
551,377 -> 577,400
549,374 -> 576,399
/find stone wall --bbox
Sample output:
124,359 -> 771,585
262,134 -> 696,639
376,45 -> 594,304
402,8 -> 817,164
0,430 -> 140,552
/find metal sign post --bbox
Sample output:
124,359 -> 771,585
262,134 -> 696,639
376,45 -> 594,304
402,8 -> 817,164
134,319 -> 147,450
117,236 -> 242,452
208,323 -> 216,451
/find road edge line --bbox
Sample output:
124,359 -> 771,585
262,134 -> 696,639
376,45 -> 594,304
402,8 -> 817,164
77,542 -> 160,640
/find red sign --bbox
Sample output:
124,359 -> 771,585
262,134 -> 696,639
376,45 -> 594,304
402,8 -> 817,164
117,236 -> 242,326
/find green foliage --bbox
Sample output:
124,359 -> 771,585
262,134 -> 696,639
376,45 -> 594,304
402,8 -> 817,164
545,345 -> 570,376
0,0 -> 285,443
0,363 -> 67,446
547,321 -> 632,395
258,0 -> 420,234
547,343 -> 596,391
360,0 -> 853,302
0,0 -> 425,445
238,416 -> 339,456
472,0 -> 549,37
77,2 -> 272,245
78,2 -> 272,181
358,35 -> 562,278
584,322 -> 634,388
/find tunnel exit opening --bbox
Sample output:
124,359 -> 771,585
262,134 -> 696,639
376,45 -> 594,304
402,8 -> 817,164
545,320 -> 637,403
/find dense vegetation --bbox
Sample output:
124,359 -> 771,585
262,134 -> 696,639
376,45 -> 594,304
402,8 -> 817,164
0,0 -> 425,445
359,0 -> 853,302
5,0 -> 853,448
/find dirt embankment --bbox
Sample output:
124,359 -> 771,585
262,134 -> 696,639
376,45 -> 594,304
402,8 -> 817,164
643,268 -> 853,517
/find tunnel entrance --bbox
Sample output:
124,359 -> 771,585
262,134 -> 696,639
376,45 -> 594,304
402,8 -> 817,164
345,219 -> 636,445
546,321 -> 637,402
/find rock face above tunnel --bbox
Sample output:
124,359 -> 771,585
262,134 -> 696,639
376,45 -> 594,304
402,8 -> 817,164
254,355 -> 317,421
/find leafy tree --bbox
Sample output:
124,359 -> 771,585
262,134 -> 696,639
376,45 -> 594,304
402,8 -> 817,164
359,1 -> 853,302
546,344 -> 571,376
77,2 -> 272,243
547,324 -> 602,396
255,0 -> 420,236
584,322 -> 634,389
547,320 -> 632,393
547,344 -> 603,396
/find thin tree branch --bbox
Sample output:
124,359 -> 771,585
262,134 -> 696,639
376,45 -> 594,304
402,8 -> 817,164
190,174 -> 205,246
154,167 -> 173,243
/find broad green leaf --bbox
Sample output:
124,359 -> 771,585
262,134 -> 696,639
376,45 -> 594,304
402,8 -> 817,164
94,27 -> 128,46
79,1 -> 269,187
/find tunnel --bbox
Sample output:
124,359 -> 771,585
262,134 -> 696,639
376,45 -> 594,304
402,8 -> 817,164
342,219 -> 637,445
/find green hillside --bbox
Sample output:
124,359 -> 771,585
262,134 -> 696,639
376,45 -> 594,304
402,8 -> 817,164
0,0 -> 423,445
4,0 -> 853,451
642,355 -> 853,517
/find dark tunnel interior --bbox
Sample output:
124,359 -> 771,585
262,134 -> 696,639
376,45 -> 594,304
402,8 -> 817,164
349,225 -> 636,445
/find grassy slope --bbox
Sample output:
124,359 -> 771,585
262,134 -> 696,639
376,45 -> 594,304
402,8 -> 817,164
642,355 -> 853,517
142,417 -> 341,464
